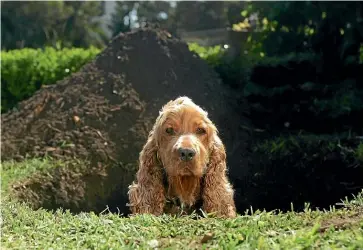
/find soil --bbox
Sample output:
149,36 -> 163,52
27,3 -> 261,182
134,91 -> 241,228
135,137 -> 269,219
1,28 -> 251,214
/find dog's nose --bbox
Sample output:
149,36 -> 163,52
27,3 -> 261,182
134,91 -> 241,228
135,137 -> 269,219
178,147 -> 196,161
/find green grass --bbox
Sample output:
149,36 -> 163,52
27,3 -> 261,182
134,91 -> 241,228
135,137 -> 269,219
1,158 -> 56,191
2,159 -> 363,249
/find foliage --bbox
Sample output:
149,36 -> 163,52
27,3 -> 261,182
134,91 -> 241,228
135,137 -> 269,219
188,43 -> 226,67
356,143 -> 363,163
234,2 -> 363,58
185,3 -> 363,135
254,134 -> 359,159
174,2 -> 229,31
311,86 -> 363,118
60,1 -> 109,48
1,1 -> 107,50
1,47 -> 100,112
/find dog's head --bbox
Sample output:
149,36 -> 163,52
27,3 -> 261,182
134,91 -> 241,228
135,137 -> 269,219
151,96 -> 219,177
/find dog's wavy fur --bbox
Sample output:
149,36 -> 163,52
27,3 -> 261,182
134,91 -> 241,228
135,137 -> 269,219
128,96 -> 236,218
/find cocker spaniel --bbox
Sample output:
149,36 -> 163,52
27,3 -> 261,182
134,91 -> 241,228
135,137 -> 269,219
127,96 -> 236,218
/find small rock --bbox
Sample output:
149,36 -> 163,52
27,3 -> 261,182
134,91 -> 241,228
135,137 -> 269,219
147,239 -> 159,248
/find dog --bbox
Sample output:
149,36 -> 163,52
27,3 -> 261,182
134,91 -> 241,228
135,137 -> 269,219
127,96 -> 236,218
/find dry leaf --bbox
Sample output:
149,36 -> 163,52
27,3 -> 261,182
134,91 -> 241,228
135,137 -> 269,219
200,232 -> 214,243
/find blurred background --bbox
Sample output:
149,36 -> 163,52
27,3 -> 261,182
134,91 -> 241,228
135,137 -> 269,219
1,1 -> 248,50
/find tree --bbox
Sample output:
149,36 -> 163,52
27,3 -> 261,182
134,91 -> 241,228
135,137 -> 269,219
233,2 -> 363,58
109,1 -> 176,37
1,1 -> 70,49
109,1 -> 249,37
62,1 -> 108,48
109,1 -> 136,36
174,1 -> 229,31
1,1 -> 107,50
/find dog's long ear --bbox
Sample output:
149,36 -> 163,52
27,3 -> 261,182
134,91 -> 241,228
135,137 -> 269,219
207,134 -> 227,173
128,128 -> 166,215
138,110 -> 166,169
202,133 -> 237,218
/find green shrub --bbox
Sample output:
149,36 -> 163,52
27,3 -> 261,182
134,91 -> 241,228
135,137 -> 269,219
188,43 -> 225,67
1,47 -> 100,112
356,143 -> 363,163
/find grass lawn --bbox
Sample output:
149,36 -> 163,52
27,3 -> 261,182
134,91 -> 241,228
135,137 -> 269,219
1,159 -> 363,249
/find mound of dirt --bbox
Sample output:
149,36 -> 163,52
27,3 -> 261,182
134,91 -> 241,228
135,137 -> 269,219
1,28 -> 251,214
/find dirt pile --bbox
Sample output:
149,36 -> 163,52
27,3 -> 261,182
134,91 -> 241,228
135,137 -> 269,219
1,28 -> 251,214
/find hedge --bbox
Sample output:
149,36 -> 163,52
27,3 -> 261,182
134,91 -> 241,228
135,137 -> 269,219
1,47 -> 100,112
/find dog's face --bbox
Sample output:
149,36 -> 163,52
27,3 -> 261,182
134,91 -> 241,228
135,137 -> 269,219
154,97 -> 217,177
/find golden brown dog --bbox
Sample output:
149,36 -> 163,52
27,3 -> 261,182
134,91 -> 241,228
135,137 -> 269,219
127,96 -> 236,218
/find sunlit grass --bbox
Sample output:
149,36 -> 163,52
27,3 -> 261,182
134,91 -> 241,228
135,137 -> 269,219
1,158 -> 363,249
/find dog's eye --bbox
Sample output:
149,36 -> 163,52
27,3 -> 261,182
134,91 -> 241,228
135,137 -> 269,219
196,128 -> 206,135
165,127 -> 175,135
